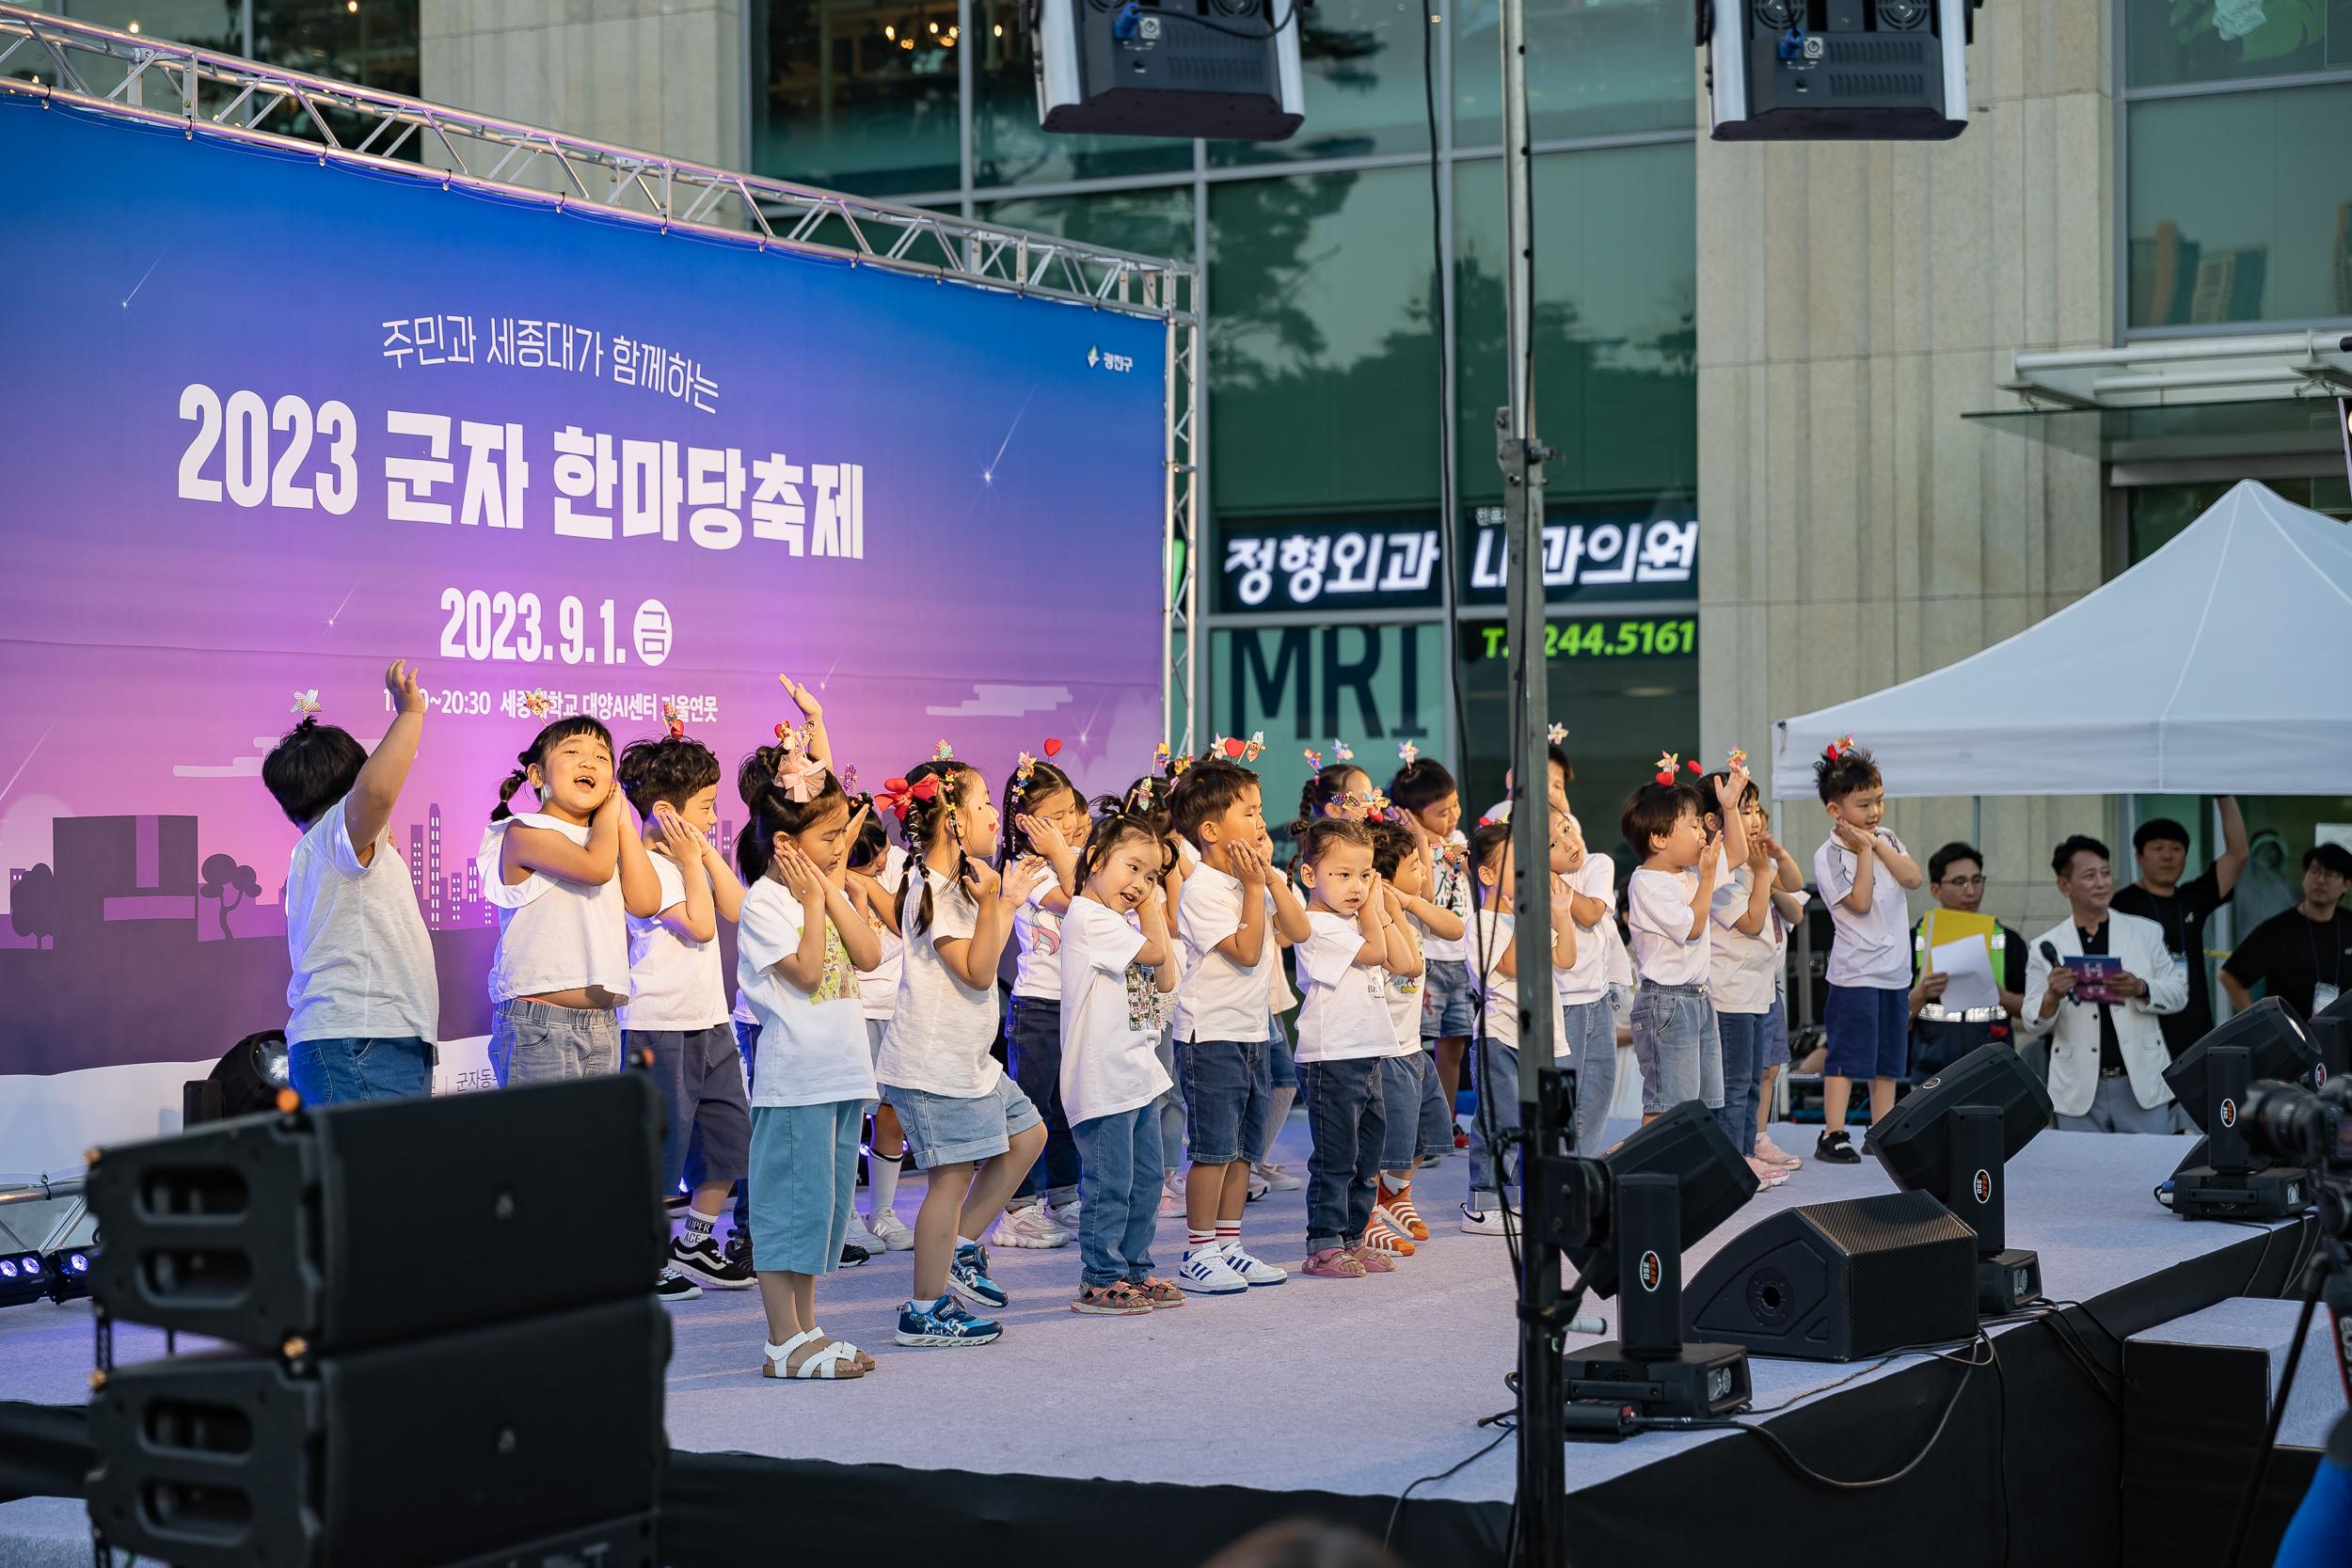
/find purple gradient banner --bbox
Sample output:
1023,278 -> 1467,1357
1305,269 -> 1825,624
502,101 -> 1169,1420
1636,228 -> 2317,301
0,98 -> 1168,1077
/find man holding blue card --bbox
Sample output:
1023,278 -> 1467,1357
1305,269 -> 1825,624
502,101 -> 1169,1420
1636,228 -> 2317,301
2016,834 -> 2186,1134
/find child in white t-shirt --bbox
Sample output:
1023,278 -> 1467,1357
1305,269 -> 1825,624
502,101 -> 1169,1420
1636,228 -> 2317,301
1291,817 -> 1421,1278
1461,816 -> 1578,1234
1363,818 -> 1457,1255
262,659 -> 438,1106
844,806 -> 913,1250
616,720 -> 753,1291
1057,811 -> 1182,1315
735,746 -> 883,1380
1391,754 -> 1473,1142
876,758 -> 1048,1349
988,757 -> 1090,1251
1806,739 -> 1923,1164
1621,765 -> 1750,1125
1167,757 -> 1311,1295
477,714 -> 662,1087
1702,767 -> 1791,1188
1549,807 -> 1621,1160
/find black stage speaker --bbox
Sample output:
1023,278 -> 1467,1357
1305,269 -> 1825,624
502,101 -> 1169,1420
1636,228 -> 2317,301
1565,1101 -> 1758,1300
1683,1190 -> 1979,1361
2164,998 -> 2315,1130
2160,999 -> 2315,1219
89,1074 -> 666,1352
2306,990 -> 2352,1087
1864,1043 -> 2051,1312
86,1293 -> 667,1568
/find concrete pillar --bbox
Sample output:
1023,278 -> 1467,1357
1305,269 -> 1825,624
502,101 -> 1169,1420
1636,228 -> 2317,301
421,0 -> 746,171
1696,0 -> 2118,934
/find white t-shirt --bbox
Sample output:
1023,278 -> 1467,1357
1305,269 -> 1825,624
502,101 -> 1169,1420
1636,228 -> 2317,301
1056,895 -> 1175,1125
619,851 -> 729,1031
1627,865 -> 1710,987
1293,910 -> 1395,1062
1708,852 -> 1780,1014
735,877 -> 876,1108
877,868 -> 1004,1097
1812,828 -> 1915,990
1553,855 -> 1617,1006
1421,829 -> 1473,962
1011,879 -> 1066,1003
1472,909 -> 1567,1055
1175,860 -> 1277,1044
479,814 -> 630,1004
1385,966 -> 1424,1054
283,796 -> 439,1044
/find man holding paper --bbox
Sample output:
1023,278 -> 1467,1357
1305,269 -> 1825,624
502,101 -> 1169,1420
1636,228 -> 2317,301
2017,834 -> 2185,1134
1910,844 -> 2027,1079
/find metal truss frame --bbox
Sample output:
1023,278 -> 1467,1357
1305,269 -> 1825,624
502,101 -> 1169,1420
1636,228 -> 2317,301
0,0 -> 1205,752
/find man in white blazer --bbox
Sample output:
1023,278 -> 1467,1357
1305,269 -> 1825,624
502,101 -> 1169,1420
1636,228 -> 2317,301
2016,834 -> 2186,1133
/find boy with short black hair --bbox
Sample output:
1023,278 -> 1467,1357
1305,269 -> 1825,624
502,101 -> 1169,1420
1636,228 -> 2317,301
264,660 -> 439,1107
1168,757 -> 1312,1293
2111,798 -> 2248,1059
1622,768 -> 1746,1125
1807,741 -> 1923,1164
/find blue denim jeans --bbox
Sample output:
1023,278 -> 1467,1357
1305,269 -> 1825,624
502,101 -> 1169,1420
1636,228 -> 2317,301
1629,981 -> 1724,1114
1008,995 -> 1081,1203
1715,1010 -> 1767,1158
488,998 -> 620,1086
1154,1028 -> 1185,1172
287,1036 -> 432,1106
1560,998 -> 1618,1158
1295,1057 -> 1387,1251
1468,1037 -> 1522,1198
1072,1105 -> 1159,1288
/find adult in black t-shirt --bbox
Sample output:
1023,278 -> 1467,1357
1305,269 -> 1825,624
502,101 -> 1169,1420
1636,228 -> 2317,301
2111,799 -> 2248,1059
2224,843 -> 2352,1019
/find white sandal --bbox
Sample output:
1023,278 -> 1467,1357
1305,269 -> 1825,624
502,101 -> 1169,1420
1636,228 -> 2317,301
811,1325 -> 877,1372
763,1328 -> 864,1380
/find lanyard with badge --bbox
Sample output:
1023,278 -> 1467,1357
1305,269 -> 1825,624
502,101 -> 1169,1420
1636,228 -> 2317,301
2312,912 -> 2344,1013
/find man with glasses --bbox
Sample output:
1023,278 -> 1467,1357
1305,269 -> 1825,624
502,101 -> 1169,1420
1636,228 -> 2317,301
1909,843 -> 2027,1077
2111,799 -> 2248,1062
2222,842 -> 2352,1021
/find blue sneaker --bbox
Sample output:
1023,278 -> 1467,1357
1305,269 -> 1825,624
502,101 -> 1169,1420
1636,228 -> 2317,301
897,1293 -> 1003,1348
947,1243 -> 1009,1309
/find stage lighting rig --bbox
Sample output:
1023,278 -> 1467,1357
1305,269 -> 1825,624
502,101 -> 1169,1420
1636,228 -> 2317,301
1521,1099 -> 1762,1433
1029,0 -> 1304,140
44,1245 -> 95,1304
0,1250 -> 50,1308
1698,0 -> 1976,141
2158,999 -> 2319,1220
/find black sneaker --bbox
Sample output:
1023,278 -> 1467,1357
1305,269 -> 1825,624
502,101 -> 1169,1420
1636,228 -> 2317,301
724,1233 -> 753,1274
1816,1129 -> 1860,1164
670,1234 -> 756,1290
841,1243 -> 871,1267
656,1267 -> 703,1302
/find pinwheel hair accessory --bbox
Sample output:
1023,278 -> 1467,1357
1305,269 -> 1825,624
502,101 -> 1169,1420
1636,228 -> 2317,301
1332,738 -> 1354,762
1724,746 -> 1748,771
1654,751 -> 1701,786
1823,734 -> 1858,762
522,689 -> 556,719
291,689 -> 322,717
1303,749 -> 1324,771
662,701 -> 686,740
839,764 -> 859,794
1398,739 -> 1421,766
932,739 -> 956,762
1547,722 -> 1566,745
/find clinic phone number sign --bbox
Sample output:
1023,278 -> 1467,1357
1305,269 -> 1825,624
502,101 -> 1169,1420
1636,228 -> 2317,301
1460,615 -> 1700,661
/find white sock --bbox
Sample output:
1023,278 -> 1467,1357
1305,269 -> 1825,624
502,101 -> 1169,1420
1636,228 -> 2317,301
868,1144 -> 901,1220
956,1234 -> 977,1250
685,1206 -> 721,1243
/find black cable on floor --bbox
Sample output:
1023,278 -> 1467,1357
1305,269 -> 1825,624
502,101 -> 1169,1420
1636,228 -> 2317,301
1381,1424 -> 1514,1555
1678,1334 -> 1990,1490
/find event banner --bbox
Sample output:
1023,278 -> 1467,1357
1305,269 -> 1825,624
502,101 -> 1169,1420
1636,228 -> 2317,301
0,98 -> 1168,1082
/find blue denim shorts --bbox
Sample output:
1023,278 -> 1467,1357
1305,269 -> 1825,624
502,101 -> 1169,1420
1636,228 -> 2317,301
1629,981 -> 1724,1114
747,1099 -> 862,1275
1421,958 -> 1479,1039
882,1072 -> 1042,1169
489,998 -> 620,1086
1267,1014 -> 1297,1089
1178,1037 -> 1273,1165
1823,983 -> 1909,1080
629,1023 -> 750,1192
1764,993 -> 1790,1069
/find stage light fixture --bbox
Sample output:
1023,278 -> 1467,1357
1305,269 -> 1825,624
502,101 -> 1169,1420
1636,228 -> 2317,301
1861,1042 -> 2051,1312
0,1251 -> 48,1307
44,1246 -> 94,1304
2159,998 -> 2317,1219
1547,1101 -> 1762,1428
1029,0 -> 1304,141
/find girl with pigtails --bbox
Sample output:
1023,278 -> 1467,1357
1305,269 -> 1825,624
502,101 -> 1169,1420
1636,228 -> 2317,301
874,755 -> 1049,1348
733,721 -> 885,1379
476,713 -> 665,1086
986,755 -> 1092,1250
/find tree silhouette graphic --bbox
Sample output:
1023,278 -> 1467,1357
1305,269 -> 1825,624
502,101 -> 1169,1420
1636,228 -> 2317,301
10,863 -> 56,949
199,853 -> 262,939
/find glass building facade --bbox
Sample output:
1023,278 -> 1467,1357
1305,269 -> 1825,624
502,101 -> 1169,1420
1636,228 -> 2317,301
742,0 -> 1700,828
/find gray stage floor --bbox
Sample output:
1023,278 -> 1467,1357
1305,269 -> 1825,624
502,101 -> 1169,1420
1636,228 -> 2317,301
0,1116 -> 2296,1552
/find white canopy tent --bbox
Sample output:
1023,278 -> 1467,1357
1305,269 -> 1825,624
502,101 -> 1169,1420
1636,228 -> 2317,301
1770,481 -> 2352,800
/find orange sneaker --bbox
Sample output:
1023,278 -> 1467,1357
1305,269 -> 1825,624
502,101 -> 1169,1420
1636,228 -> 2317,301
1361,1212 -> 1416,1257
1377,1182 -> 1428,1242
